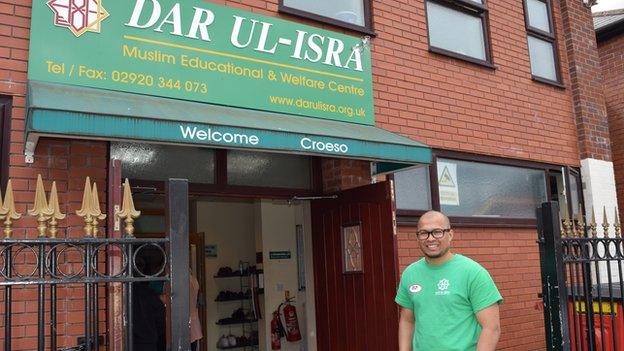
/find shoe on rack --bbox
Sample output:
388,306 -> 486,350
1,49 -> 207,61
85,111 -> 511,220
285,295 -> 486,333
217,266 -> 233,277
231,308 -> 245,321
216,291 -> 227,301
217,335 -> 230,348
227,334 -> 237,347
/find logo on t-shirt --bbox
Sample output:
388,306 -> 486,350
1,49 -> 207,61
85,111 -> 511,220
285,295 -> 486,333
435,279 -> 450,295
409,284 -> 422,293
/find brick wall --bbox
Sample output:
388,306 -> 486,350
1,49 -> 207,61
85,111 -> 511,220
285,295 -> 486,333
397,226 -> 546,350
321,158 -> 371,193
598,34 -> 624,221
560,0 -> 611,161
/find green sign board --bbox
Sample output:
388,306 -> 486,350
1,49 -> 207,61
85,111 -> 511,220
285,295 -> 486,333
269,251 -> 291,260
28,0 -> 374,125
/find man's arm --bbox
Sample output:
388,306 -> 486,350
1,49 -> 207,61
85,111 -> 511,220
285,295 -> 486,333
475,304 -> 501,351
399,307 -> 415,351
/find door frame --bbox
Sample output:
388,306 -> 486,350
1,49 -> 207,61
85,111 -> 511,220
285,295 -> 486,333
189,232 -> 207,351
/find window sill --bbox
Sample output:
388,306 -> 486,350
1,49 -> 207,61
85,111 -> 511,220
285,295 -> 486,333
429,46 -> 496,70
279,5 -> 377,37
532,75 -> 565,89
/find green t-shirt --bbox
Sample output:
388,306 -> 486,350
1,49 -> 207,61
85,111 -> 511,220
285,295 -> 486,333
395,254 -> 502,351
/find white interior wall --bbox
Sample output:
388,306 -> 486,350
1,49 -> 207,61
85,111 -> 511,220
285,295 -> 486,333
258,200 -> 302,351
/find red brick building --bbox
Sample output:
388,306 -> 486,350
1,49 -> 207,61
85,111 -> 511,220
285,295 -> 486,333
0,0 -> 615,350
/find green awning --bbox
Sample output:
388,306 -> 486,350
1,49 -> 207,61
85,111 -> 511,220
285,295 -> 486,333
25,81 -> 431,166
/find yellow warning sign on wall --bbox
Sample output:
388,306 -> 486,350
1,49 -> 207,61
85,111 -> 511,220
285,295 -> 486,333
437,161 -> 459,206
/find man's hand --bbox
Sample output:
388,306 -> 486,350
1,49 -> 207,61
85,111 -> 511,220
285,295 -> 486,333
476,304 -> 501,351
399,307 -> 415,351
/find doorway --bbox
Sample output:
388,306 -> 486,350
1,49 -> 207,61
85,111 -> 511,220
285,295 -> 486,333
193,197 -> 316,351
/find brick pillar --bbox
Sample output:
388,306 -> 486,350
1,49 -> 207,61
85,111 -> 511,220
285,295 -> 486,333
321,158 -> 372,193
560,0 -> 618,249
560,0 -> 611,161
598,34 -> 624,222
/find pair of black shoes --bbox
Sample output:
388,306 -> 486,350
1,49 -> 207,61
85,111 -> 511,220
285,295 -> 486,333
215,290 -> 250,301
215,266 -> 250,277
216,266 -> 234,277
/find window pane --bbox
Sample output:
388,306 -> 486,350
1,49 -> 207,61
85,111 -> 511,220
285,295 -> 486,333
426,1 -> 486,61
111,142 -> 215,183
548,170 -> 568,218
527,0 -> 551,32
569,174 -> 580,217
437,159 -> 547,218
394,166 -> 432,210
283,0 -> 365,26
528,36 -> 558,81
227,150 -> 311,189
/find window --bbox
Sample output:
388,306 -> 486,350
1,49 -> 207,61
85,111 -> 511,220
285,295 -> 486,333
110,142 -> 317,195
0,97 -> 11,194
425,0 -> 492,66
394,166 -> 431,211
279,0 -> 373,34
227,150 -> 311,189
524,0 -> 561,84
111,142 -> 216,184
394,151 -> 582,226
435,158 -> 547,219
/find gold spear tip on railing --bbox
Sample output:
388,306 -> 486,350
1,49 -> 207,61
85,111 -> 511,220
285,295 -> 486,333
91,182 -> 106,220
76,177 -> 92,217
47,181 -> 66,239
562,204 -> 572,238
48,181 -> 65,219
2,180 -> 22,238
117,178 -> 140,237
615,208 -> 621,238
28,174 -> 53,237
602,206 -> 611,238
90,182 -> 107,238
576,209 -> 585,237
28,174 -> 52,216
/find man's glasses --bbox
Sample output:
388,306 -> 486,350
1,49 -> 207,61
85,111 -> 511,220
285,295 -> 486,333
416,228 -> 451,240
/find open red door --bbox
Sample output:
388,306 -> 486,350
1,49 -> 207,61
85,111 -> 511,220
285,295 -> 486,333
312,181 -> 399,351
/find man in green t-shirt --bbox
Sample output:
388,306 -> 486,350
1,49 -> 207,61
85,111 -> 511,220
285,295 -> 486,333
395,211 -> 502,351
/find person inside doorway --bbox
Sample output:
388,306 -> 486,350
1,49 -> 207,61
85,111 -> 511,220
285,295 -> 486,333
132,256 -> 166,351
190,270 -> 203,351
395,210 -> 502,351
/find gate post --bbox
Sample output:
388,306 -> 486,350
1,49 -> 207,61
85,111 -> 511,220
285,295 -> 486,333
167,178 -> 190,351
537,201 -> 571,351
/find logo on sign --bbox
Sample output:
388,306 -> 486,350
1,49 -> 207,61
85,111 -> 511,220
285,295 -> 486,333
47,0 -> 109,37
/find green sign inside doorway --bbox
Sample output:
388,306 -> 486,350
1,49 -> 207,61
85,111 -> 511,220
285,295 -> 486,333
269,251 -> 291,260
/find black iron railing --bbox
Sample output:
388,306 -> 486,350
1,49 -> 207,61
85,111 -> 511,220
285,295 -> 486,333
538,201 -> 624,351
0,237 -> 169,351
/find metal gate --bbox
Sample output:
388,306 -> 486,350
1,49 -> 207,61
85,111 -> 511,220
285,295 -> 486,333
0,176 -> 190,350
538,201 -> 624,351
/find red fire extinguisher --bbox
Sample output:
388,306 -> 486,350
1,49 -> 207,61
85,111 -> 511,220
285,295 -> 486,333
283,301 -> 302,342
271,311 -> 282,350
